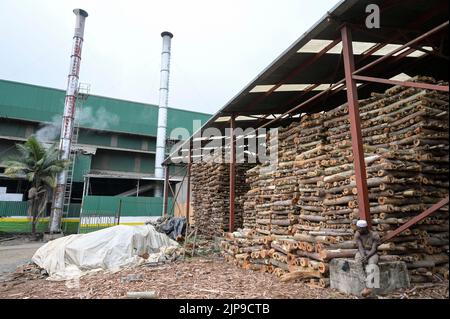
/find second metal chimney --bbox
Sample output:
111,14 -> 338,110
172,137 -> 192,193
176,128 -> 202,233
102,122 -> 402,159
154,31 -> 173,196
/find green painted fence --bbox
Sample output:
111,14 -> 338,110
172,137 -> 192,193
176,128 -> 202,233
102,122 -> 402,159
81,196 -> 173,217
0,201 -> 81,233
79,196 -> 174,233
0,196 -> 175,234
0,201 -> 29,216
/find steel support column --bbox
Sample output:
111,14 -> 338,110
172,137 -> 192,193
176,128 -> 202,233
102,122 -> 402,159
136,179 -> 140,197
341,25 -> 371,227
185,143 -> 192,225
229,115 -> 236,232
163,165 -> 170,216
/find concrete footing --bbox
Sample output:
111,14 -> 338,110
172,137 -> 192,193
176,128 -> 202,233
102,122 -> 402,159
43,232 -> 64,242
330,258 -> 410,296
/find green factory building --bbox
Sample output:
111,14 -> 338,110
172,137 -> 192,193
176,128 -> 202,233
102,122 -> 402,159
0,79 -> 211,233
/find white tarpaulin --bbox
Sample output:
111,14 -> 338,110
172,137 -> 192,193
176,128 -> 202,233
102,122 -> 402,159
32,224 -> 179,281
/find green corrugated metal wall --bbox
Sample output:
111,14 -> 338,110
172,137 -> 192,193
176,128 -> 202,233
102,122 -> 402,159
140,156 -> 155,174
0,121 -> 28,138
0,79 -> 211,137
90,149 -> 157,174
0,120 -> 156,154
73,154 -> 92,182
0,81 -> 64,124
78,130 -> 112,147
91,149 -> 137,172
117,135 -> 142,150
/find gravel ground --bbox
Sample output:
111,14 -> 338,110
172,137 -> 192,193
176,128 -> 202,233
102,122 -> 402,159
0,256 -> 448,299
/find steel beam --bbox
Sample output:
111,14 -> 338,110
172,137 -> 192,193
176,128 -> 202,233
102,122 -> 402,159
254,3 -> 448,128
341,25 -> 371,227
352,75 -> 449,92
355,21 -> 449,76
258,80 -> 346,129
381,197 -> 449,243
185,142 -> 192,225
163,165 -> 170,216
256,22 -> 449,131
229,115 -> 236,232
242,38 -> 342,113
168,169 -> 187,216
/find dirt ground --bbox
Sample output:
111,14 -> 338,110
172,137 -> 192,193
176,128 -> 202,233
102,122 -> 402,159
0,234 -> 43,282
0,256 -> 448,299
0,234 -> 448,299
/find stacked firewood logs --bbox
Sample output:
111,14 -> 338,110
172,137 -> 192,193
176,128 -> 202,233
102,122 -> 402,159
221,77 -> 449,286
191,161 -> 253,237
242,165 -> 260,229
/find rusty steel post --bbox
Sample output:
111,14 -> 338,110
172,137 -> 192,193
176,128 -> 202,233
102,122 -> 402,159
185,143 -> 192,225
163,165 -> 170,216
341,25 -> 371,227
49,9 -> 88,233
229,115 -> 236,232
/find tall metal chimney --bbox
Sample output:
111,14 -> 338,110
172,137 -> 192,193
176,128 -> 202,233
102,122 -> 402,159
154,31 -> 173,197
49,9 -> 88,233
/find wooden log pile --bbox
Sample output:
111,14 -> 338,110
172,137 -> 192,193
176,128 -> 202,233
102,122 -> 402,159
221,77 -> 449,286
242,165 -> 262,229
191,161 -> 253,237
242,130 -> 278,236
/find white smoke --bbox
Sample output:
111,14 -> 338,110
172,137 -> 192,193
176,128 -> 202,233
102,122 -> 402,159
76,107 -> 120,131
35,107 -> 120,142
35,114 -> 62,142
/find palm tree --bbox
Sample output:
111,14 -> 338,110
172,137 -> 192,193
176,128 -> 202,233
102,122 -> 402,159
2,136 -> 68,235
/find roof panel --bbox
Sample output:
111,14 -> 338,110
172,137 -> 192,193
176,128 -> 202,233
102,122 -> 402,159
164,0 -> 448,163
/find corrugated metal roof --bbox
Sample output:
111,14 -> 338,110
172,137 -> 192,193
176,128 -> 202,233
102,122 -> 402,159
164,0 -> 449,163
0,79 -> 211,137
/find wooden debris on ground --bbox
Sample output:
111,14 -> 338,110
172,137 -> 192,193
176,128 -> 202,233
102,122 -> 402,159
0,257 -> 447,299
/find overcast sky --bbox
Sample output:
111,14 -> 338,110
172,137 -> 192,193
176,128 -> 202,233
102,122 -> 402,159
0,0 -> 340,114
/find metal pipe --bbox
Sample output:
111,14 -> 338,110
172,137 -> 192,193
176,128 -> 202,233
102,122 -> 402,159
185,143 -> 192,225
229,115 -> 236,233
136,179 -> 140,197
49,8 -> 88,233
154,31 -> 174,196
77,176 -> 88,234
341,25 -> 371,227
163,165 -> 169,216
